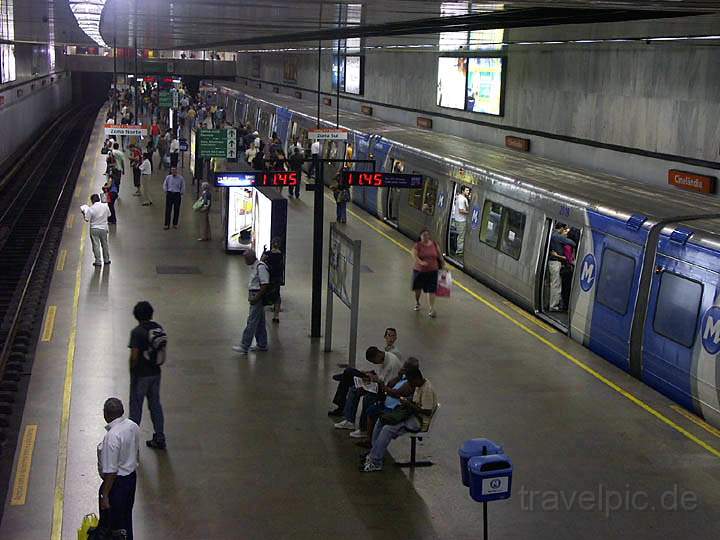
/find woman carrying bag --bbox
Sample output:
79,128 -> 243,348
411,228 -> 444,318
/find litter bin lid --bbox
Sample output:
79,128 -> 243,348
468,454 -> 512,473
458,438 -> 503,458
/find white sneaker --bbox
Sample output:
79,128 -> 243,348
232,345 -> 248,355
361,461 -> 383,473
413,304 -> 421,311
333,420 -> 355,430
428,310 -> 437,318
349,429 -> 367,439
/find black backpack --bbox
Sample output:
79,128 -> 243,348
142,322 -> 167,366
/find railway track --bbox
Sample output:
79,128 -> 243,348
0,104 -> 98,518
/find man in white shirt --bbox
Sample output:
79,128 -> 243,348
310,139 -> 321,178
362,366 -> 437,472
81,194 -> 112,267
97,398 -> 140,539
139,153 -> 153,206
451,186 -> 470,255
233,250 -> 270,355
333,346 -> 402,430
169,136 -> 180,168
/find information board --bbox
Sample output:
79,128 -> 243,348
104,124 -> 147,136
329,226 -> 357,309
159,91 -> 172,108
199,128 -> 237,158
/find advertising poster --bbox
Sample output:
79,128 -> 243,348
466,57 -> 503,115
329,226 -> 355,308
283,57 -> 298,82
436,57 -> 467,110
332,55 -> 345,91
227,187 -> 255,251
344,56 -> 362,95
189,129 -> 196,176
253,189 -> 273,256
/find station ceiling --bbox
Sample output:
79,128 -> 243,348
49,1 -> 720,50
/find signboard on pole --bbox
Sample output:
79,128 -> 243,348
325,223 -> 361,367
159,90 -> 172,107
309,128 -> 348,141
104,124 -> 148,136
198,128 -> 237,158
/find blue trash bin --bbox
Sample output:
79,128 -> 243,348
458,438 -> 503,487
468,454 -> 513,503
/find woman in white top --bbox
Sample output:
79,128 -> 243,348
139,153 -> 153,206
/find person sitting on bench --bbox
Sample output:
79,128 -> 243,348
361,366 -> 437,472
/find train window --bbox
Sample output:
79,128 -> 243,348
596,249 -> 635,315
422,177 -> 438,215
479,201 -> 503,248
409,186 -> 424,211
325,140 -> 338,159
653,272 -> 703,348
499,208 -> 526,260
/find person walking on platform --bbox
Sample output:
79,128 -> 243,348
169,134 -> 180,168
139,152 -> 153,206
197,181 -> 212,241
332,168 -> 350,224
163,166 -> 185,230
233,250 -> 270,355
310,138 -> 321,179
81,194 -> 111,267
288,146 -> 303,199
112,143 -> 126,194
128,301 -> 167,450
130,144 -> 142,196
97,397 -> 139,539
412,229 -> 444,318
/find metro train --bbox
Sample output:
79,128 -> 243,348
200,80 -> 720,429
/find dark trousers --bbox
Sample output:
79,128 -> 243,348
332,367 -> 364,409
99,471 -> 136,539
290,172 -> 301,198
309,154 -> 319,179
164,192 -> 182,227
170,152 -> 179,167
108,198 -> 117,223
132,167 -> 141,189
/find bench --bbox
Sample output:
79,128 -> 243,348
394,403 -> 440,468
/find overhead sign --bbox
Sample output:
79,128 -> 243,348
668,169 -> 716,195
309,128 -> 348,141
104,124 -> 147,136
341,171 -> 423,189
199,128 -> 237,158
215,171 -> 299,188
159,90 -> 172,107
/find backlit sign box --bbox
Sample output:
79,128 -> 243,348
668,169 -> 716,195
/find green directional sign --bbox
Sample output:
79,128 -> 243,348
159,90 -> 172,108
198,128 -> 237,158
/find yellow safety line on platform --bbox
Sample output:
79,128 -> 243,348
50,222 -> 85,540
671,405 -> 720,439
56,249 -> 67,272
340,201 -> 720,459
10,424 -> 38,506
502,301 -> 557,334
66,214 -> 74,229
41,306 -> 57,342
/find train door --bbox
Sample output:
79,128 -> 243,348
385,158 -> 405,227
641,242 -> 719,413
538,218 -> 583,330
446,183 -> 472,266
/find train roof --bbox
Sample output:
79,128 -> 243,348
210,81 -> 720,243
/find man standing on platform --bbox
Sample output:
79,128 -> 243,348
163,166 -> 185,230
97,397 -> 139,539
233,250 -> 270,355
310,138 -> 321,179
81,194 -> 111,267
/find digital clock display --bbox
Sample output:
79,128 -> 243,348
215,171 -> 299,188
341,171 -> 424,189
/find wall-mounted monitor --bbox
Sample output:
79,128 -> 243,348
465,57 -> 504,116
436,57 -> 467,110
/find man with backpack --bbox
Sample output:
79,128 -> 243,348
128,301 -> 167,450
232,250 -> 270,355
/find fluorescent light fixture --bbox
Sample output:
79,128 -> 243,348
68,1 -> 108,48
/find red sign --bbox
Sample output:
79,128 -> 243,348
668,170 -> 716,195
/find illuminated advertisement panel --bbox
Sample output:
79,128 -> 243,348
436,57 -> 467,110
344,56 -> 362,95
466,57 -> 504,116
226,187 -> 255,252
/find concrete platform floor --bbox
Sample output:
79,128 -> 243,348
1,109 -> 720,540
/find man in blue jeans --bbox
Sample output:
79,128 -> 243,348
128,301 -> 167,449
233,250 -> 270,355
